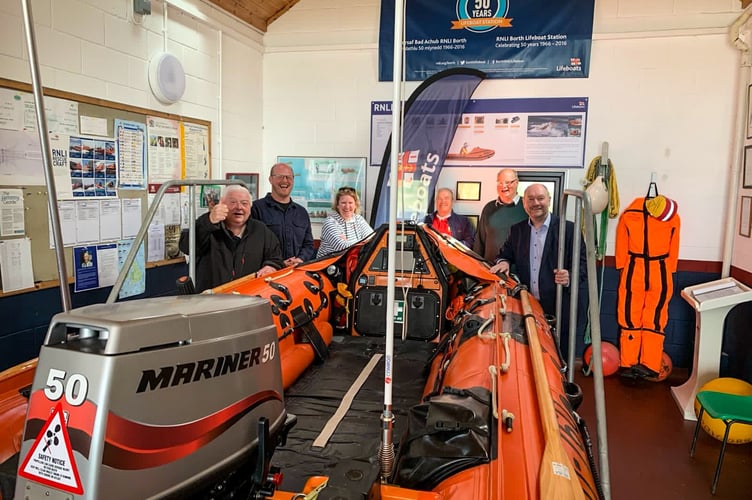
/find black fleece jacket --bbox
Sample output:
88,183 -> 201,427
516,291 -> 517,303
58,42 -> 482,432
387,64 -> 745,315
179,213 -> 283,292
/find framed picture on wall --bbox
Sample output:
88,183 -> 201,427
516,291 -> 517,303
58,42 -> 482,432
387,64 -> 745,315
517,170 -> 566,216
276,156 -> 367,222
456,181 -> 481,201
747,84 -> 752,139
741,196 -> 752,238
744,147 -> 752,188
225,173 -> 259,201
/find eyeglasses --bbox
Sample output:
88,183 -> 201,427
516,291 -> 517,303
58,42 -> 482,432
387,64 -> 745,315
271,174 -> 293,181
497,179 -> 518,186
338,187 -> 356,193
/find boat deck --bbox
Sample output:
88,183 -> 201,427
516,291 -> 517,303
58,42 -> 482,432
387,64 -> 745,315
272,335 -> 434,494
276,339 -> 752,500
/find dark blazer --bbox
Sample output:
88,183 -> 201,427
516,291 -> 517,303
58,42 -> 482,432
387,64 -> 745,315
423,211 -> 476,248
496,214 -> 586,315
495,214 -> 588,358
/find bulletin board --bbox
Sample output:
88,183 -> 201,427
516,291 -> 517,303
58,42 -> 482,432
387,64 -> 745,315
0,77 -> 212,295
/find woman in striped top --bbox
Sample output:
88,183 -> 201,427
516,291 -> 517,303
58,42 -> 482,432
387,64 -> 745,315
317,187 -> 374,258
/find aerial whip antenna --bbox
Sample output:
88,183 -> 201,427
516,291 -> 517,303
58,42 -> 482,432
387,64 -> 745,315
378,0 -> 405,482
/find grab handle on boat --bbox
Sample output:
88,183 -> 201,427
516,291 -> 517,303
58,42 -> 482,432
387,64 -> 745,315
488,365 -> 499,419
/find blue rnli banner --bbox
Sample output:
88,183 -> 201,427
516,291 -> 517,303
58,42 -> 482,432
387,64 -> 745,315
371,69 -> 485,227
379,0 -> 594,81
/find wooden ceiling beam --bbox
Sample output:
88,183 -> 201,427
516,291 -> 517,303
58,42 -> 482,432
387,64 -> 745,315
268,0 -> 301,26
206,0 -> 300,32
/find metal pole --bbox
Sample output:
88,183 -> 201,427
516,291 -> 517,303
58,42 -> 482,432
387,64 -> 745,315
379,0 -> 404,482
558,189 -> 611,499
555,193 -> 566,345
567,196 -> 582,383
21,0 -> 71,312
188,184 -> 197,283
581,190 -> 611,500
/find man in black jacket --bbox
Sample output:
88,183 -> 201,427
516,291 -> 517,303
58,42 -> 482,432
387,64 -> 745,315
489,183 -> 587,358
179,185 -> 283,292
251,162 -> 314,267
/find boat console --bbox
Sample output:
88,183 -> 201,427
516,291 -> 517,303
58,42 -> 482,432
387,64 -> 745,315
350,223 -> 449,340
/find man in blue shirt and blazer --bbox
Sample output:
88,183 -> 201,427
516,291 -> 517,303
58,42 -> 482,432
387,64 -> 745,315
490,183 -> 587,359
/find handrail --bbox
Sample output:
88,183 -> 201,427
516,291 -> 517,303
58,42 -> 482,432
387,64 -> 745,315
22,0 -> 71,312
556,188 -> 611,500
106,179 -> 244,303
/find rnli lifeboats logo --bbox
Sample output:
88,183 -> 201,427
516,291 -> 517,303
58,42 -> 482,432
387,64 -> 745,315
452,0 -> 511,33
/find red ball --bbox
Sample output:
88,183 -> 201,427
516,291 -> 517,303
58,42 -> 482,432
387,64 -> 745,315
646,352 -> 673,382
583,342 -> 620,377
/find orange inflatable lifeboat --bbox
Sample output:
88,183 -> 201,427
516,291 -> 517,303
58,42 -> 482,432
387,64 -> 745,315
217,223 -> 603,500
1,223 -> 604,500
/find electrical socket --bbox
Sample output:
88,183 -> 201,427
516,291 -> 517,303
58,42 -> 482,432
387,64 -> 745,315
133,0 -> 151,16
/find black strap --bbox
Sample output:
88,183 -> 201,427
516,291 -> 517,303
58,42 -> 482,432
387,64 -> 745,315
627,250 -> 670,261
291,306 -> 328,363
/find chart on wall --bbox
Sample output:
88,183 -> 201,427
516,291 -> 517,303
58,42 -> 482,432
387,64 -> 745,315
277,156 -> 367,222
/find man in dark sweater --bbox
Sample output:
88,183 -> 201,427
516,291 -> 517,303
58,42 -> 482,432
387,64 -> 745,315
179,185 -> 283,292
252,162 -> 314,267
473,168 -> 527,262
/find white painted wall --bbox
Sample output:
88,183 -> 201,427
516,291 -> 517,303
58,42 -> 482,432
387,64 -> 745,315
0,0 -> 265,178
1,0 -> 749,266
263,0 -> 745,263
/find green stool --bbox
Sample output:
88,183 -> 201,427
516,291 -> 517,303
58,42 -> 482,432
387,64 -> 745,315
690,390 -> 752,494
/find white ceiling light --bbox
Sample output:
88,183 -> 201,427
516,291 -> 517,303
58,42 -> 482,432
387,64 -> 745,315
148,52 -> 186,104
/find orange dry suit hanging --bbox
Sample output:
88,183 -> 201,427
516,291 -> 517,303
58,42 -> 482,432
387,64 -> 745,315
615,195 -> 680,373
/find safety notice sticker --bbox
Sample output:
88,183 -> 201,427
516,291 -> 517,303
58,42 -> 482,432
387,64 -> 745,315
18,402 -> 84,495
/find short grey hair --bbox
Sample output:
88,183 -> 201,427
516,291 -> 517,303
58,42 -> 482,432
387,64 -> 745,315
222,183 -> 252,201
435,187 -> 454,200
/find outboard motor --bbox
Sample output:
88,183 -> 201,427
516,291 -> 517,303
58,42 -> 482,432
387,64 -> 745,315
14,295 -> 288,499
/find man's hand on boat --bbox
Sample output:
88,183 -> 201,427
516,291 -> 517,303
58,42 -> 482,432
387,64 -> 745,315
256,265 -> 276,277
284,256 -> 303,267
489,260 -> 570,286
489,260 -> 510,274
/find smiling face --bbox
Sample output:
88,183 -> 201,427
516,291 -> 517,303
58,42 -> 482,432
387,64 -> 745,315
222,187 -> 252,231
435,189 -> 453,217
523,183 -> 551,225
336,193 -> 358,220
496,169 -> 519,204
269,163 -> 294,202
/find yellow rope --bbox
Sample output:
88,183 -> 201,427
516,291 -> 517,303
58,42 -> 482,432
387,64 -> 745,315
584,155 -> 620,218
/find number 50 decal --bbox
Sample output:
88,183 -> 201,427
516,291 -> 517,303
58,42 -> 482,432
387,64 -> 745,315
44,368 -> 89,406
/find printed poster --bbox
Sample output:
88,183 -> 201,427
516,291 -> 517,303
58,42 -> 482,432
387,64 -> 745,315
182,122 -> 210,180
115,119 -> 146,190
370,97 -> 589,170
146,116 -> 181,193
68,135 -> 117,198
